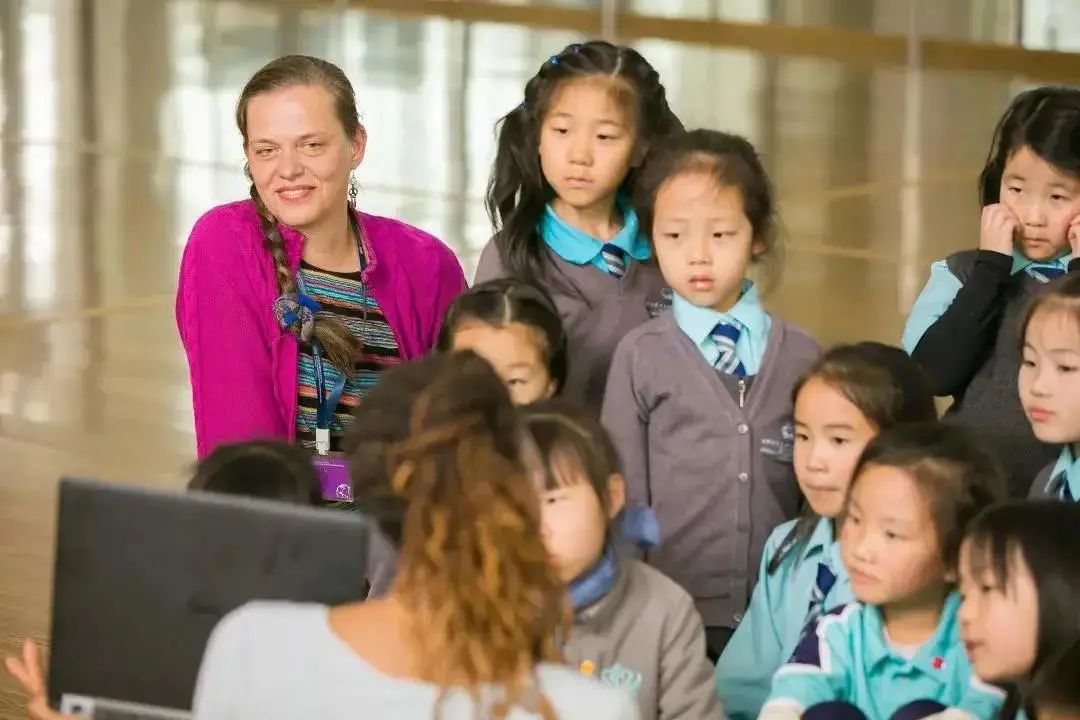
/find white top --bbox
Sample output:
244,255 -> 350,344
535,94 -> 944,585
193,601 -> 640,720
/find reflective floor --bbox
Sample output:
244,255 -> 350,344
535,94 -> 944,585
0,0 -> 1066,714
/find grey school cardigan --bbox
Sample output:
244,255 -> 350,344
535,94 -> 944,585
564,559 -> 725,720
474,240 -> 669,412
601,311 -> 820,628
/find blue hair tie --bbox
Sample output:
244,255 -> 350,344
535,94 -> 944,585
549,54 -> 559,65
297,292 -> 321,312
273,292 -> 321,342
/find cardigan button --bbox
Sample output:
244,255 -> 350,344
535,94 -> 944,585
737,423 -> 749,434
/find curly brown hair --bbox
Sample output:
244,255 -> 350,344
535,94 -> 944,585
377,352 -> 568,717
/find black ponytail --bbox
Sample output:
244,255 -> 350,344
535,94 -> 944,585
485,40 -> 683,289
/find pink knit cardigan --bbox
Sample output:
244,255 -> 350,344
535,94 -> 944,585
176,200 -> 467,458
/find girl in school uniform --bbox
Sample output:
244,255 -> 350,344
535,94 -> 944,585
715,342 -> 937,719
523,401 -> 724,720
958,500 -> 1080,720
761,423 -> 1007,720
474,40 -> 683,410
1017,273 -> 1080,502
601,129 -> 820,658
438,279 -> 567,406
902,86 -> 1080,495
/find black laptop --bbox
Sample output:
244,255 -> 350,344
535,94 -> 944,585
47,477 -> 372,718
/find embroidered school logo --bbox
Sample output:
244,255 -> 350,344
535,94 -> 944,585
645,287 -> 674,318
335,483 -> 352,501
599,664 -> 643,697
760,421 -> 795,462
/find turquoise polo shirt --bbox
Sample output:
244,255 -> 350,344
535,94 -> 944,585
539,196 -> 651,274
902,250 -> 1072,353
716,517 -> 853,720
1043,445 -> 1080,502
762,592 -> 1004,720
672,281 -> 772,376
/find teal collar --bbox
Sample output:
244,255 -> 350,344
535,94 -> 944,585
1011,249 -> 1072,275
800,516 -> 837,563
671,280 -> 767,344
1047,445 -> 1080,501
540,195 -> 651,266
864,591 -> 961,683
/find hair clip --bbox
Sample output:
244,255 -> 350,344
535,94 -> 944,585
549,54 -> 559,65
569,43 -> 582,52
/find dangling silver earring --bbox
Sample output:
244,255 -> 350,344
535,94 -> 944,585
347,173 -> 359,208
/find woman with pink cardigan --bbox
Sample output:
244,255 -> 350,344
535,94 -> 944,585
176,55 -> 466,461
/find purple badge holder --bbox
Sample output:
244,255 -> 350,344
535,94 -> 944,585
312,452 -> 352,502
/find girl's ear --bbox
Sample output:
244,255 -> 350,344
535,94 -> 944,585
751,236 -> 767,259
350,125 -> 368,168
631,141 -> 650,169
606,473 -> 626,519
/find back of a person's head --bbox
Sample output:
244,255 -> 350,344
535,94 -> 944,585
348,352 -> 565,717
189,440 -> 321,506
345,354 -> 460,545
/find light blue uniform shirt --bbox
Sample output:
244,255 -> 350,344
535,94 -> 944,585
671,281 -> 772,376
715,517 -> 853,720
762,592 -> 1004,720
1043,444 -> 1080,501
539,196 -> 652,272
902,250 -> 1072,353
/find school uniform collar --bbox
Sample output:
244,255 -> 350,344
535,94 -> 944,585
799,516 -> 837,563
540,195 -> 651,265
862,591 -> 962,683
672,280 -> 767,346
1047,445 -> 1080,501
573,553 -> 630,630
1011,249 -> 1072,275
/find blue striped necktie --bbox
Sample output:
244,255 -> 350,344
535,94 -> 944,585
600,244 -> 626,278
1029,265 -> 1066,283
1052,472 -> 1075,502
805,563 -> 837,629
710,322 -> 746,377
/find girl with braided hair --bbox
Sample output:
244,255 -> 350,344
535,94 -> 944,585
474,40 -> 683,410
190,352 -> 637,719
176,55 -> 466,461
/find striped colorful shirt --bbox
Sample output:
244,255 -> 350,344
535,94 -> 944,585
295,258 -> 401,453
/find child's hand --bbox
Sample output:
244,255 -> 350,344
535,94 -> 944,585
3,639 -> 77,720
1069,214 -> 1080,257
979,204 -> 1018,257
